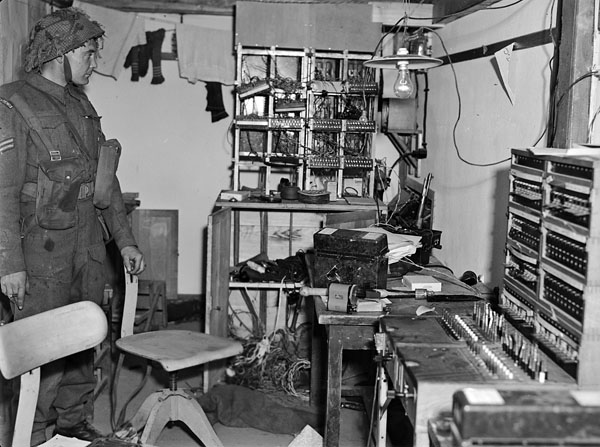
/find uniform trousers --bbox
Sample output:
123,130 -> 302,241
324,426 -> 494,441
13,198 -> 107,444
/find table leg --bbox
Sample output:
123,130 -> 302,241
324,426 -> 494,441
325,325 -> 343,447
309,298 -> 324,408
375,364 -> 389,447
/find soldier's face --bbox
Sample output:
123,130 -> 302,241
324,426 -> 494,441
65,40 -> 99,86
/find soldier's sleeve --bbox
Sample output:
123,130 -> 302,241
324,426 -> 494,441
0,97 -> 28,276
100,175 -> 138,251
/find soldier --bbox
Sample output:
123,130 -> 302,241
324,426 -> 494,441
0,7 -> 145,444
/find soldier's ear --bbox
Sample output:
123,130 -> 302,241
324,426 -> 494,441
56,55 -> 65,64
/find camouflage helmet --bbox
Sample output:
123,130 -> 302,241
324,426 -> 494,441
24,7 -> 104,73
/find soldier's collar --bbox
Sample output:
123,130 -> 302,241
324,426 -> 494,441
26,72 -> 69,105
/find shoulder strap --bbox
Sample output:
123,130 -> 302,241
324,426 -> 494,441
38,89 -> 92,162
9,93 -> 62,161
11,88 -> 91,163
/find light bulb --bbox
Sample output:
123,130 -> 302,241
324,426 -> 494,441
393,62 -> 414,99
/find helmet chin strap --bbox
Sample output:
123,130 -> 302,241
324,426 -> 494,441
62,55 -> 73,84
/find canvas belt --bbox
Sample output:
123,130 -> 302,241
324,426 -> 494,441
21,181 -> 95,200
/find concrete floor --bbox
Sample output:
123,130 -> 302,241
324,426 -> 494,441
94,374 -> 371,447
91,319 -> 375,447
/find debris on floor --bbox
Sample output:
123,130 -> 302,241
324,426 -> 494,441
196,384 -> 322,435
287,425 -> 323,447
228,324 -> 311,396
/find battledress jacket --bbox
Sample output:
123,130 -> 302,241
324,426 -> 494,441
0,72 -> 137,278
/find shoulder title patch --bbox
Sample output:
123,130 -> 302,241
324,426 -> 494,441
0,97 -> 14,109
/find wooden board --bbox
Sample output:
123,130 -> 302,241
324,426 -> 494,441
130,209 -> 179,302
236,210 -> 322,261
205,207 -> 232,392
235,2 -> 380,52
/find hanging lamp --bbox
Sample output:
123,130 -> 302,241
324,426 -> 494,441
364,48 -> 442,98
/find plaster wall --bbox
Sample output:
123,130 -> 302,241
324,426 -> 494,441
86,14 -> 235,295
413,0 -> 556,287
3,1 -> 561,295
83,1 -> 559,294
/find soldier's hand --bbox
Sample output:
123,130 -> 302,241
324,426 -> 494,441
1,271 -> 28,310
121,246 -> 145,275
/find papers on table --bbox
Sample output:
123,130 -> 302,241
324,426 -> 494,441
353,227 -> 421,264
39,435 -> 90,447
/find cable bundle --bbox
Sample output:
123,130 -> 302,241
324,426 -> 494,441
228,324 -> 311,397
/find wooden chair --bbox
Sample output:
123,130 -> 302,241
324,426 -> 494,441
115,271 -> 243,446
0,301 -> 108,447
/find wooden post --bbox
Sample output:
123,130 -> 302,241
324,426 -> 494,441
551,0 -> 595,148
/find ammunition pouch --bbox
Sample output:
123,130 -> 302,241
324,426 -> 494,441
36,157 -> 87,230
93,139 -> 121,209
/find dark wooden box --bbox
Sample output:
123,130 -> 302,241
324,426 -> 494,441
312,228 -> 388,288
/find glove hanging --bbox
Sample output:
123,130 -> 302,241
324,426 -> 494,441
124,46 -> 140,81
124,42 -> 149,81
205,82 -> 229,122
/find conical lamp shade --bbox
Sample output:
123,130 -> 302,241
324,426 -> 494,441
364,53 -> 442,70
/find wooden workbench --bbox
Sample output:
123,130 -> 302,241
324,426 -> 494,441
309,272 -> 488,447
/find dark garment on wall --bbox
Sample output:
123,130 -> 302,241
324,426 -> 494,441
124,29 -> 165,84
205,82 -> 228,122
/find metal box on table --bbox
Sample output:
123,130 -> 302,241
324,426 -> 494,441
312,228 -> 388,288
451,388 -> 600,446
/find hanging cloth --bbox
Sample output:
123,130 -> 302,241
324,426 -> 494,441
74,0 -> 146,80
176,23 -> 235,85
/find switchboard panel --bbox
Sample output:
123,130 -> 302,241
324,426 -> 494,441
232,44 -> 379,198
500,148 -> 600,386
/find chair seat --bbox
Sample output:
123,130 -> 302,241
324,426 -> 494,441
115,330 -> 243,372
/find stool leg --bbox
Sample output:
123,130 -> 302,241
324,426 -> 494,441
170,394 -> 224,447
137,391 -> 224,447
127,391 -> 164,434
140,394 -> 174,445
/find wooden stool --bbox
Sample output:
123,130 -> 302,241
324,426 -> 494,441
116,272 -> 242,446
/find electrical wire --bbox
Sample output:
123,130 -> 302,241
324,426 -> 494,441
407,0 -> 526,22
588,104 -> 600,142
109,300 -> 158,434
110,355 -> 152,432
486,0 -> 528,10
420,71 -> 429,152
392,0 -> 557,163
548,71 -> 596,146
371,15 -> 409,58
426,27 -> 512,167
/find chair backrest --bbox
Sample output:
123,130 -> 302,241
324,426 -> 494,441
121,269 -> 139,338
0,301 -> 108,447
